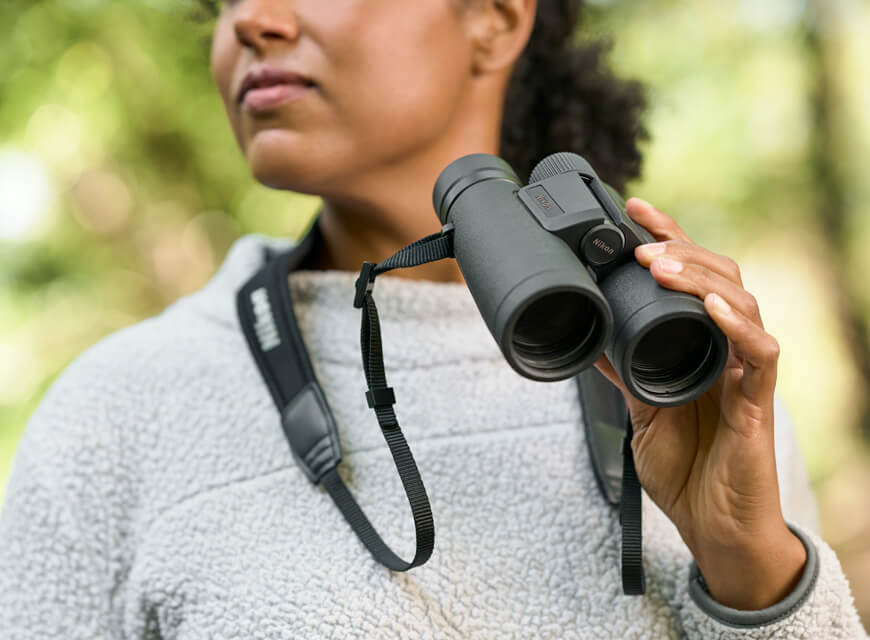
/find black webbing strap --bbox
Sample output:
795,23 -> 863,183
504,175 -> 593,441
238,214 -> 645,588
235,218 -> 452,572
576,368 -> 646,596
620,414 -> 645,595
341,223 -> 456,570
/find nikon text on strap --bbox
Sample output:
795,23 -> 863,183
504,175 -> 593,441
235,215 -> 644,593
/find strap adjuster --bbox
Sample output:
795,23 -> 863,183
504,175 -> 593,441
353,261 -> 377,309
366,386 -> 396,409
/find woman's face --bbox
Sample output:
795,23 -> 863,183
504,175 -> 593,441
210,0 -> 477,196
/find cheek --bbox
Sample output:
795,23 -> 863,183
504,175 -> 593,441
210,19 -> 233,105
210,18 -> 245,148
327,4 -> 471,155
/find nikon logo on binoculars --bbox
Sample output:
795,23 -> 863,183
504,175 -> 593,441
535,191 -> 553,210
528,185 -> 565,218
251,287 -> 281,352
592,237 -> 616,255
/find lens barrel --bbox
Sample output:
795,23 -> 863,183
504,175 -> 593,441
598,261 -> 728,406
433,154 -> 613,381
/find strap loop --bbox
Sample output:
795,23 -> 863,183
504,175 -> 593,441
339,225 -> 455,571
353,261 -> 377,309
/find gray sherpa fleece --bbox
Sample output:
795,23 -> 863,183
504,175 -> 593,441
0,232 -> 865,639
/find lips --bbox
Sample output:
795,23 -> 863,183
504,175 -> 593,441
236,66 -> 316,111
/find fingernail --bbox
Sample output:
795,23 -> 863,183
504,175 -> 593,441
709,293 -> 731,314
657,257 -> 683,273
639,242 -> 666,256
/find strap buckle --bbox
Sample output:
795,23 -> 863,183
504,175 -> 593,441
365,386 -> 396,409
353,261 -> 377,309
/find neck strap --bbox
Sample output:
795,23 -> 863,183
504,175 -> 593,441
236,215 -> 644,592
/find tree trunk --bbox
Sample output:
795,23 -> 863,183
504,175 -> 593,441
803,0 -> 870,441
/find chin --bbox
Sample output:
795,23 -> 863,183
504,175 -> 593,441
244,128 -> 330,193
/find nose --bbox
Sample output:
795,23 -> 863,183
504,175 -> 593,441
233,0 -> 300,54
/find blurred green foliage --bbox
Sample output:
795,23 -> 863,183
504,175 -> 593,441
0,0 -> 319,475
1,0 -> 869,629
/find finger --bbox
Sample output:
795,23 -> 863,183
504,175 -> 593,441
704,293 -> 780,404
635,239 -> 744,288
647,257 -> 764,329
592,354 -> 631,401
625,197 -> 693,244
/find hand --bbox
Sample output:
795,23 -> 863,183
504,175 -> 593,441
592,197 -> 807,610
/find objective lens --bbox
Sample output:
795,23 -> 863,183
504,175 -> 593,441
630,317 -> 717,395
512,291 -> 604,373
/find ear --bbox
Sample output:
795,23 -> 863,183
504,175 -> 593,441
467,0 -> 538,75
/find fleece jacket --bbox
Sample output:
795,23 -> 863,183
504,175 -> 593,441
0,231 -> 866,639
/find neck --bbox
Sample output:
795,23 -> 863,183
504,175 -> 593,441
299,90 -> 504,285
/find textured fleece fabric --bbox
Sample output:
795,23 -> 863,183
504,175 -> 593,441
0,232 -> 866,640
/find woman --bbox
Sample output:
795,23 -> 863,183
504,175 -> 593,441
0,0 -> 865,638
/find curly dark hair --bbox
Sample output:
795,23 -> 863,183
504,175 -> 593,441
194,0 -> 647,192
503,0 -> 647,190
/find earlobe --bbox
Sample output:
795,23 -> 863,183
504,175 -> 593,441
469,0 -> 537,75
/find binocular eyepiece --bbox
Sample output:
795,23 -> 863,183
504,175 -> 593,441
433,152 -> 728,407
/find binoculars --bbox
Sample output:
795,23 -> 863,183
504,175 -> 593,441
432,152 -> 728,407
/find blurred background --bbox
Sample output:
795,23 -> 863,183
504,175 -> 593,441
1,0 -> 867,629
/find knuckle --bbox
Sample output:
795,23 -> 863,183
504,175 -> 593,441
762,336 -> 781,362
724,257 -> 742,283
665,240 -> 687,256
743,291 -> 760,314
697,265 -> 716,290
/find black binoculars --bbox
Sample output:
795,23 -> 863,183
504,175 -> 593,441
432,152 -> 728,407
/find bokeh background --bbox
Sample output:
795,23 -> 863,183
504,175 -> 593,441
1,0 -> 868,629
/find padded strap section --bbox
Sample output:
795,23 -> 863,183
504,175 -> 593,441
281,383 -> 342,484
576,367 -> 628,506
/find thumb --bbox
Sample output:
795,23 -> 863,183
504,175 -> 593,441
592,354 -> 630,409
592,354 -> 660,422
